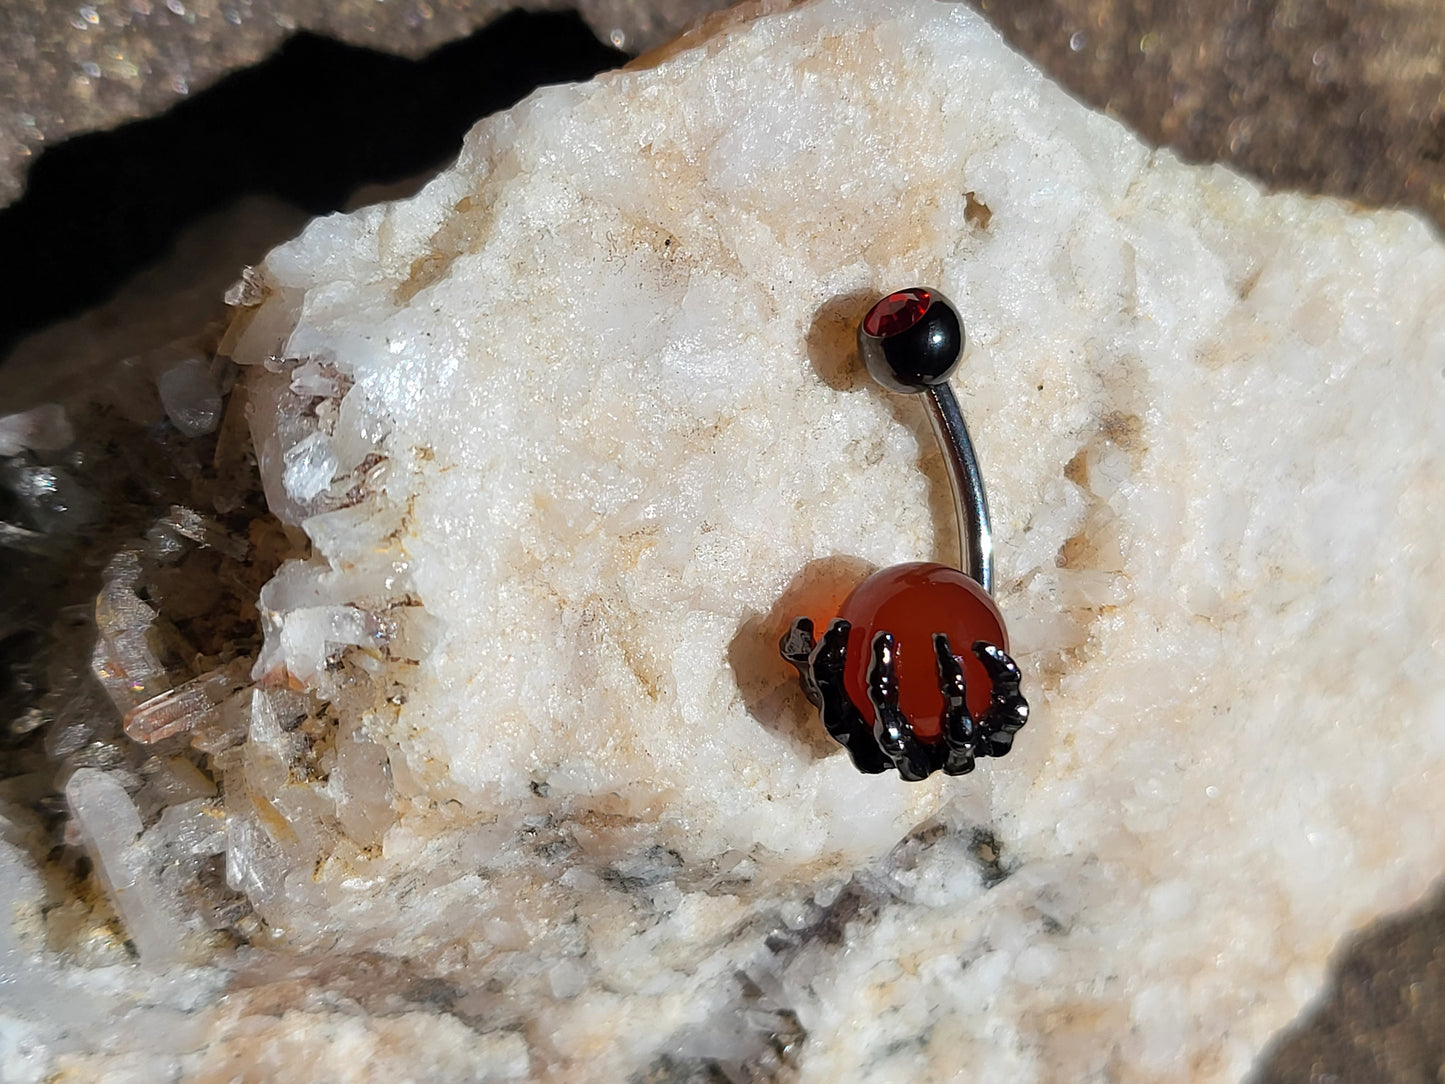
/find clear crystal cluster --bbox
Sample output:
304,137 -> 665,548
0,345 -> 286,964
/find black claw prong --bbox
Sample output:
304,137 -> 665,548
934,633 -> 977,776
796,618 -> 887,774
934,633 -> 967,712
812,619 -> 851,680
972,640 -> 1022,687
780,618 -> 826,713
780,616 -> 821,711
970,641 -> 1029,758
780,617 -> 816,667
972,642 -> 1029,733
867,631 -> 900,710
982,730 -> 1015,757
868,631 -> 934,781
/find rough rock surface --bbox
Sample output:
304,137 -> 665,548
6,0 -> 1445,1080
977,0 -> 1445,227
0,0 -> 725,207
8,0 -> 1445,229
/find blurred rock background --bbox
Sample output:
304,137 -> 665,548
0,0 -> 1441,1078
0,0 -> 705,206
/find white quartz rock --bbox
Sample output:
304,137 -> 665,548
202,0 -> 1445,1080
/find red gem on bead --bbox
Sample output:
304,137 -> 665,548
837,562 -> 1008,743
862,289 -> 932,338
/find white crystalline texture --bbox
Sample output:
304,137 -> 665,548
0,827 -> 105,1084
147,798 -> 227,858
252,554 -> 408,683
288,358 -> 344,399
0,403 -> 73,456
0,810 -> 230,1081
223,801 -> 288,907
31,0 -> 1445,1079
280,429 -> 339,503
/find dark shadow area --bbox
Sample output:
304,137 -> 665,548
0,10 -> 627,365
1254,879 -> 1445,1083
803,289 -> 874,393
728,555 -> 875,760
0,197 -> 312,408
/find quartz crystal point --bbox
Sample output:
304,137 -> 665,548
14,0 -> 1445,1080
156,357 -> 224,437
91,551 -> 174,715
122,659 -> 252,745
65,769 -> 191,966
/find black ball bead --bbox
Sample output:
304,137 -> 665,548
857,288 -> 965,394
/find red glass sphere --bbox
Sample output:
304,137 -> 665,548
837,562 -> 1008,743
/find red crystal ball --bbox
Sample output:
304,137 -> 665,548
862,289 -> 932,338
837,562 -> 1008,743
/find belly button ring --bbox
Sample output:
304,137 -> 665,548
780,288 -> 1029,781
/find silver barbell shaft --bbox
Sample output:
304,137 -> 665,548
923,382 -> 993,595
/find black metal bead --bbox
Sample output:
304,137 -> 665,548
857,289 -> 965,395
